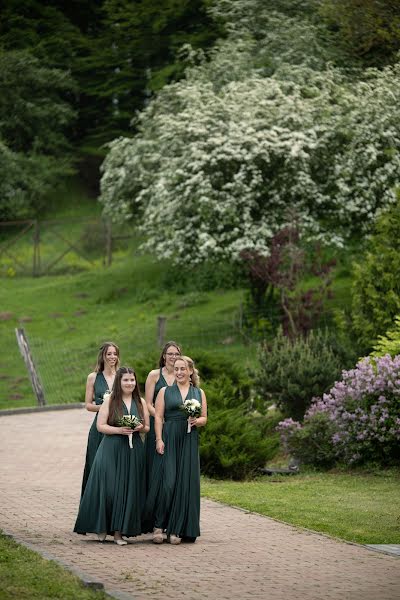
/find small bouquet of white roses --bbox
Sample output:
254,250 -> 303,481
102,390 -> 111,403
116,414 -> 142,449
180,399 -> 201,433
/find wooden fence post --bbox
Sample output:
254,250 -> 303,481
157,316 -> 167,347
32,219 -> 40,276
15,328 -> 46,406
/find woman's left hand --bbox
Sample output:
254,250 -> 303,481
133,423 -> 144,432
188,417 -> 197,427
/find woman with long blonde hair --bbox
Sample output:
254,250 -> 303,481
144,356 -> 207,545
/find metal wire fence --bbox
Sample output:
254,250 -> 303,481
6,299 -> 349,408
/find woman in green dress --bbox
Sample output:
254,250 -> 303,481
74,366 -> 149,545
145,355 -> 207,545
144,340 -> 181,492
80,342 -> 120,496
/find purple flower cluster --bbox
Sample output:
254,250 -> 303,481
277,354 -> 400,466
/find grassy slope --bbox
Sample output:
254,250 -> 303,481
0,177 -> 254,408
0,258 -> 247,408
0,251 -> 353,409
0,176 -> 355,409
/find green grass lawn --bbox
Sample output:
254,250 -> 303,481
0,533 -> 111,600
0,176 -> 354,412
0,245 -> 352,411
202,469 -> 400,544
0,254 -> 251,409
0,174 -> 359,410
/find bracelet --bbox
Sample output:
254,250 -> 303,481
156,439 -> 162,442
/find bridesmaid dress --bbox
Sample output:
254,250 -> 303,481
80,372 -> 109,496
144,369 -> 170,492
144,384 -> 202,540
74,399 -> 146,537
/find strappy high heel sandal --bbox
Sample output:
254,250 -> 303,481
153,528 -> 164,544
114,531 -> 128,545
169,534 -> 181,545
114,538 -> 128,546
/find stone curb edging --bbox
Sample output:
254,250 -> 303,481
1,529 -> 136,600
0,403 -> 84,417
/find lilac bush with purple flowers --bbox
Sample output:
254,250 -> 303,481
277,354 -> 400,467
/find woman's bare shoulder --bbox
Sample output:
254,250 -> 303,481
146,368 -> 160,380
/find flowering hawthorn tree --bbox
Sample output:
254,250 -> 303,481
99,1 -> 400,264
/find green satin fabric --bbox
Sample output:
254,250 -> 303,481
144,369 -> 170,493
80,372 -> 109,497
74,399 -> 146,537
144,384 -> 202,540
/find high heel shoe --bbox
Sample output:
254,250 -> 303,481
152,528 -> 163,544
169,534 -> 181,545
114,538 -> 128,546
97,533 -> 107,542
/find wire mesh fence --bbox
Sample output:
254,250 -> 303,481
21,313 -> 254,406
4,299 -> 350,409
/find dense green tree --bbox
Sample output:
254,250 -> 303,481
0,50 -> 75,155
0,0 -> 219,151
351,197 -> 400,351
0,49 -> 76,219
319,0 -> 400,63
79,0 -> 220,148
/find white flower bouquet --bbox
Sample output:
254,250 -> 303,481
116,414 -> 142,449
180,399 -> 201,433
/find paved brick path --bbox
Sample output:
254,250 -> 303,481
0,408 -> 399,600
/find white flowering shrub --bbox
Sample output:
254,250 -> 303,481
99,1 -> 400,263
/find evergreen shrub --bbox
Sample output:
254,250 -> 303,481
200,408 -> 280,480
255,329 -> 343,421
192,350 -> 278,479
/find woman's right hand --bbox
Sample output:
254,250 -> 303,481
156,439 -> 164,455
119,427 -> 134,436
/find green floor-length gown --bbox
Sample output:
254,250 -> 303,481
80,372 -> 109,496
144,369 -> 170,493
74,400 -> 146,537
144,384 -> 202,540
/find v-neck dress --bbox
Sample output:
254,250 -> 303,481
80,372 -> 109,496
145,369 -> 171,493
143,384 -> 202,540
74,399 -> 146,537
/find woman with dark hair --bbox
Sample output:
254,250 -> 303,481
144,356 -> 207,545
81,342 -> 120,495
144,341 -> 181,491
74,366 -> 149,545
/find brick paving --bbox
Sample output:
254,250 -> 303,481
0,408 -> 399,600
